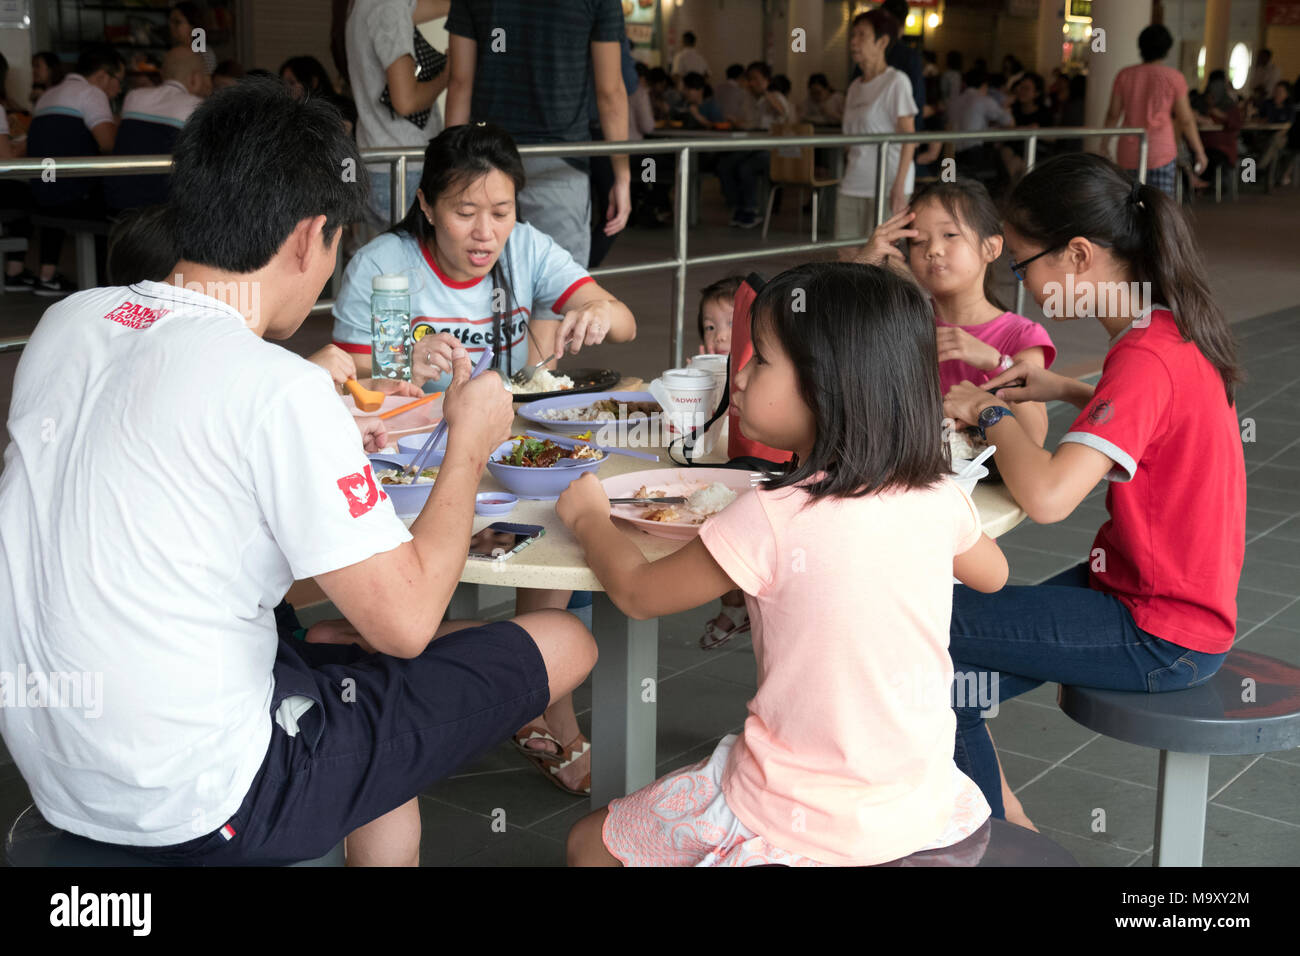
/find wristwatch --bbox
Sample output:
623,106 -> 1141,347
977,404 -> 1014,440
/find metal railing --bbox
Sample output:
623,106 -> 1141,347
0,126 -> 1147,359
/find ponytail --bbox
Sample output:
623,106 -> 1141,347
1004,153 -> 1242,404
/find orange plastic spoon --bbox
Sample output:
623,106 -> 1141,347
344,379 -> 385,412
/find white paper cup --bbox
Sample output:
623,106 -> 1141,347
654,370 -> 719,454
687,354 -> 728,408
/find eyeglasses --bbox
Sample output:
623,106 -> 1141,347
1008,245 -> 1061,282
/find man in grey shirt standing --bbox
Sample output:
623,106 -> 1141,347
445,0 -> 630,268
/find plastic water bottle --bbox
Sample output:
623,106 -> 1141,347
370,273 -> 411,381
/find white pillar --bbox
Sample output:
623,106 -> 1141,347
787,0 -> 825,103
1036,0 -> 1065,77
1084,0 -> 1154,158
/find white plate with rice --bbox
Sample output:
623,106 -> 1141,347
601,468 -> 755,540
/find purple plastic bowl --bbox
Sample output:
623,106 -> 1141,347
368,452 -> 444,517
475,492 -> 519,517
485,440 -> 603,499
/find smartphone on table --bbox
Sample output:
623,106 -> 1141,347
468,522 -> 545,561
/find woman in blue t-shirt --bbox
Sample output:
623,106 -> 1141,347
334,123 -> 638,796
333,122 -> 636,393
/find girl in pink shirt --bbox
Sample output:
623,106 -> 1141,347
862,180 -> 1054,445
558,262 -> 1010,867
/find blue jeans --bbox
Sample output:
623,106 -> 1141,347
950,563 -> 1227,818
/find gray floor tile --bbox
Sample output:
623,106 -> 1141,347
1202,803 -> 1300,866
527,800 -> 596,844
0,734 -> 10,768
1233,624 -> 1300,664
416,795 -> 507,867
684,644 -> 758,689
997,544 -> 1082,583
1244,484 -> 1300,518
1211,757 -> 1300,826
1246,535 -> 1300,569
1265,443 -> 1300,470
1063,736 -> 1254,792
654,672 -> 753,764
1260,597 -> 1300,631
1236,587 -> 1297,623
1246,509 -> 1296,537
454,826 -> 566,867
984,698 -> 1099,763
1014,765 -> 1155,852
998,522 -> 1099,559
1238,557 -> 1300,596
1017,680 -> 1060,707
423,761 -> 588,829
656,733 -> 730,777
1034,824 -> 1145,867
997,749 -> 1053,790
1249,463 -> 1300,493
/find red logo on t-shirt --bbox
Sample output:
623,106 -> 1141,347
103,301 -> 170,330
336,465 -> 387,518
1087,399 -> 1114,425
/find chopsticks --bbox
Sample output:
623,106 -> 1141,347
523,429 -> 659,462
378,391 -> 443,421
608,496 -> 687,505
405,348 -> 494,477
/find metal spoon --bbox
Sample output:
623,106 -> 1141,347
511,351 -> 563,386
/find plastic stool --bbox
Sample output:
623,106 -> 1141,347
758,818 -> 1077,867
5,804 -> 345,867
1058,650 -> 1300,866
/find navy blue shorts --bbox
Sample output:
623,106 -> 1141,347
122,621 -> 550,865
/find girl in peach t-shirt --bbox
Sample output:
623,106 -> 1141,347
558,262 -> 1009,867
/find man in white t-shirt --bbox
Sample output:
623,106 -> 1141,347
347,0 -> 450,229
105,47 -> 210,212
671,32 -> 709,81
0,78 -> 594,866
26,45 -> 124,297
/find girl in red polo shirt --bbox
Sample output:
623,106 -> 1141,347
942,153 -> 1245,827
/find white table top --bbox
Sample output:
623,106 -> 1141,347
406,418 -> 1027,592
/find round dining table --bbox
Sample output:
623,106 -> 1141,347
428,418 -> 1027,806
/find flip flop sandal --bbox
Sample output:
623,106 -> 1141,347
523,733 -> 592,797
512,724 -> 566,764
699,603 -> 751,650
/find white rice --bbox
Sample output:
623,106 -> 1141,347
686,482 -> 738,517
511,368 -> 575,395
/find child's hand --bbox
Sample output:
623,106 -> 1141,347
308,344 -> 356,387
556,472 -> 611,535
360,377 -> 424,399
356,416 -> 390,454
984,362 -> 1064,404
853,208 -> 917,267
936,326 -> 1002,371
943,381 -> 1004,427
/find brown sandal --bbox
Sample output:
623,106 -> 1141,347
521,733 -> 591,797
512,724 -> 566,764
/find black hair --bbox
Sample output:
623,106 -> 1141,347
909,178 -> 1008,311
697,275 -> 743,341
946,51 -> 963,70
683,31 -> 696,45
1138,24 -> 1173,62
245,68 -> 275,80
214,59 -> 243,79
808,72 -> 829,90
1018,71 -> 1045,98
1002,54 -> 1024,74
75,45 -> 125,79
0,52 -> 7,93
279,55 -> 333,95
746,61 -> 772,80
171,3 -> 202,26
881,0 -> 910,27
1068,73 -> 1086,99
1004,153 -> 1242,404
771,73 -> 792,96
108,205 -> 179,284
964,67 -> 988,89
752,262 -> 950,500
169,77 -> 367,272
1259,48 -> 1272,62
647,66 -> 670,86
851,8 -> 900,47
33,51 -> 63,81
923,50 -> 937,65
726,63 -> 744,80
391,122 -> 527,378
683,71 -> 707,91
987,72 -> 1005,90
634,61 -> 648,79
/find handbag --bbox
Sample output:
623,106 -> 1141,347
380,27 -> 447,130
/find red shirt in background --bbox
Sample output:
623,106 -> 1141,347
1111,63 -> 1188,170
1060,310 -> 1245,654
